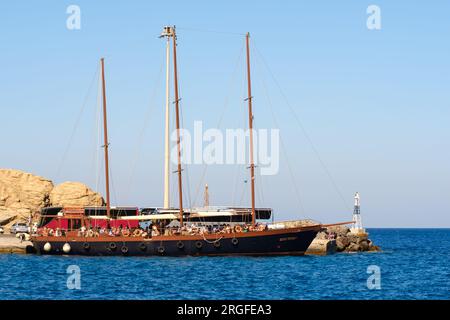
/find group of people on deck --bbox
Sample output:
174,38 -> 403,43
76,225 -> 150,238
39,225 -> 150,238
40,227 -> 65,237
38,222 -> 268,238
164,223 -> 267,236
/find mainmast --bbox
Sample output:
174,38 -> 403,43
245,32 -> 256,227
100,58 -> 111,219
160,26 -> 173,209
172,27 -> 184,225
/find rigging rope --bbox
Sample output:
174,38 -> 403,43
176,26 -> 246,37
95,61 -> 102,206
176,51 -> 193,211
252,40 -> 352,212
232,58 -> 250,208
180,102 -> 193,210
55,64 -> 99,180
123,58 -> 165,203
191,41 -> 245,207
253,53 -> 306,216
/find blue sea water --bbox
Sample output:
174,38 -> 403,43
0,229 -> 449,300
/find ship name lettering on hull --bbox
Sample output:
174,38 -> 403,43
279,236 -> 298,242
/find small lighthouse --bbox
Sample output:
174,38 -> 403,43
350,192 -> 366,235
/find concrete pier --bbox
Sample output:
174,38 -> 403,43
305,239 -> 336,256
0,234 -> 34,254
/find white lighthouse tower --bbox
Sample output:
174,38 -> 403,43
350,192 -> 366,235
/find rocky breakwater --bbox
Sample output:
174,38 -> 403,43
315,225 -> 381,253
0,168 -> 104,234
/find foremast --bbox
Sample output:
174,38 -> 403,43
245,32 -> 256,227
100,58 -> 111,219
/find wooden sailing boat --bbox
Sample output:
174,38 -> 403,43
31,27 -> 338,256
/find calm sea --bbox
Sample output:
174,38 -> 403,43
0,229 -> 448,300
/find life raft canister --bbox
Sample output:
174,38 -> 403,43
62,243 -> 71,253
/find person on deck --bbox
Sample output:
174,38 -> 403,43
151,225 -> 160,237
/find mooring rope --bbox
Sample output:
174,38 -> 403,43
201,233 -> 224,244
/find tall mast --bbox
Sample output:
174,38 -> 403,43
245,32 -> 256,227
100,58 -> 111,219
172,27 -> 184,225
160,26 -> 173,209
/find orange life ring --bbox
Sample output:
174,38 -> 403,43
234,225 -> 243,233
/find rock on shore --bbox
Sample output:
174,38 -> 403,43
0,169 -> 104,231
0,169 -> 53,228
50,181 -> 104,207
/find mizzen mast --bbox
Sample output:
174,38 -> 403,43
100,58 -> 111,219
245,32 -> 256,227
172,27 -> 184,225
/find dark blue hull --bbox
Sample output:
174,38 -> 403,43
32,227 -> 321,256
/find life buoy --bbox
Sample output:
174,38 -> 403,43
121,246 -> 129,254
176,241 -> 185,249
195,241 -> 203,249
139,242 -> 147,251
83,242 -> 90,250
158,246 -> 165,254
234,225 -> 243,233
231,237 -> 239,246
109,242 -> 117,250
213,241 -> 221,248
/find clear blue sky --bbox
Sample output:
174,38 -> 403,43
0,1 -> 449,227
